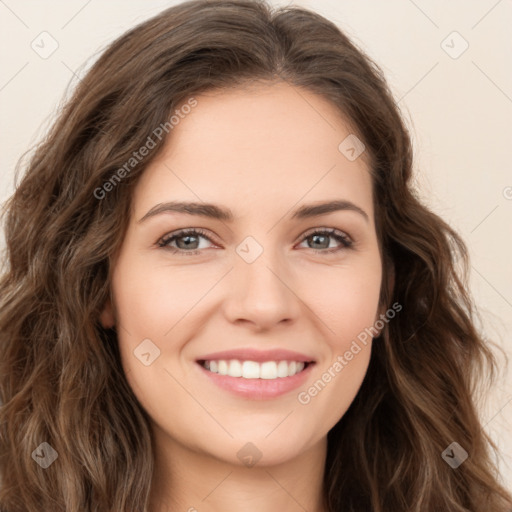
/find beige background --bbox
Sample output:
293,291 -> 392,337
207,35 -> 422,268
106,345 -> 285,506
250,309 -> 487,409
0,0 -> 510,491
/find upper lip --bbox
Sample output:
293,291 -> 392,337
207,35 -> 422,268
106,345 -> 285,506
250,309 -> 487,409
196,348 -> 316,363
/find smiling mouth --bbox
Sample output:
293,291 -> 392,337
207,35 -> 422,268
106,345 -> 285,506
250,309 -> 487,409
197,359 -> 313,380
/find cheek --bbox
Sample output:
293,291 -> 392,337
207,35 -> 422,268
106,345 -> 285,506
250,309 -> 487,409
299,343 -> 372,436
305,260 -> 382,346
111,259 -> 204,337
296,273 -> 379,426
109,259 -> 195,421
295,258 -> 380,417
110,256 -> 221,398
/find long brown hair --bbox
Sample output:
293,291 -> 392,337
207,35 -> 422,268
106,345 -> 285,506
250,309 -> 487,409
1,1 -> 510,510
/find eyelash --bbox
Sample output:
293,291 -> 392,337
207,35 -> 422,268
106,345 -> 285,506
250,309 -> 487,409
157,227 -> 353,256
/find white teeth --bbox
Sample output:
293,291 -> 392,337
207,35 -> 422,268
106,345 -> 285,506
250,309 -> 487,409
277,360 -> 289,378
228,360 -> 242,377
218,360 -> 228,375
242,361 -> 260,379
201,359 -> 307,379
260,361 -> 277,379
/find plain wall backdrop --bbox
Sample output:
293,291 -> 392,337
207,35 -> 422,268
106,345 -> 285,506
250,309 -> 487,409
0,0 -> 511,491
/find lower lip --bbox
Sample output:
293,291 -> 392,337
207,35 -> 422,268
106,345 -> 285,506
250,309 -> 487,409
196,362 -> 315,400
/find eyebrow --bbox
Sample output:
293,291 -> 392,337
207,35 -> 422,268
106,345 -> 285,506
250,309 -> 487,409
138,199 -> 369,224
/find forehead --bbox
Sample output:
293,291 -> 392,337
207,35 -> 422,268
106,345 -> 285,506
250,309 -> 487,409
133,82 -> 374,221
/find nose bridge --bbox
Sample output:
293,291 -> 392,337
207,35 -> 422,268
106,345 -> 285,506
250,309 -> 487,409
225,234 -> 300,326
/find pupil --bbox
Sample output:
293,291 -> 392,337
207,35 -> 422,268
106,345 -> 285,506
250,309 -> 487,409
311,234 -> 328,249
180,235 -> 197,249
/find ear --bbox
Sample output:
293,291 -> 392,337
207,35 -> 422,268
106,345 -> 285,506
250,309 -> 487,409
99,296 -> 115,329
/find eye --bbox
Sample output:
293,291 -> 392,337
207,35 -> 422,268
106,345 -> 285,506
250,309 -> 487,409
296,228 -> 353,254
157,227 -> 353,256
157,228 -> 216,256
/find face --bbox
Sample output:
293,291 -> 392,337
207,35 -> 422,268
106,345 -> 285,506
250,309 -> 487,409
101,81 -> 383,467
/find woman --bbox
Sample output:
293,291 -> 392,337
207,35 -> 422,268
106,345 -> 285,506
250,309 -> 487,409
0,1 -> 510,511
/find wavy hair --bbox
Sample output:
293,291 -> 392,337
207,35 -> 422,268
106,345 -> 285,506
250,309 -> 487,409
1,1 -> 511,511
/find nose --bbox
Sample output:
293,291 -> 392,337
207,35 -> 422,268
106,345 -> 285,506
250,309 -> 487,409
222,244 -> 302,331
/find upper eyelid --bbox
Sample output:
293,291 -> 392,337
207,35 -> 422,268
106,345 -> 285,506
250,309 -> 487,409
300,226 -> 352,241
159,227 -> 215,243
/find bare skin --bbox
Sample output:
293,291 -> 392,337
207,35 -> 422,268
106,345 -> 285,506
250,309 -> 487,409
100,81 -> 383,512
